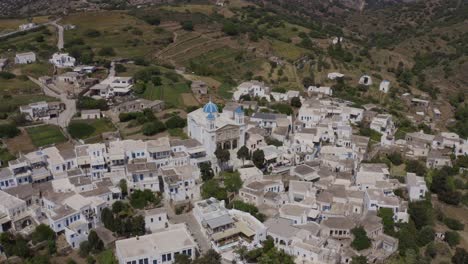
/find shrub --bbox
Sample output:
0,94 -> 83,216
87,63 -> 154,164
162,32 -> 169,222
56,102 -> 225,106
67,122 -> 96,139
0,72 -> 16,79
444,217 -> 464,231
142,120 -> 166,136
0,124 -> 20,138
351,227 -> 371,251
181,21 -> 194,31
98,47 -> 116,56
84,29 -> 101,37
165,116 -> 186,129
445,231 -> 461,247
115,64 -> 127,73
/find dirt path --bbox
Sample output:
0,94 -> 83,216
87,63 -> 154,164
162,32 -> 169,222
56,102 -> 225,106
50,20 -> 64,50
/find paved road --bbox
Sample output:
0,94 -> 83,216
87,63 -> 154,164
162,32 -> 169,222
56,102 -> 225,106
51,21 -> 64,50
29,77 -> 76,128
0,24 -> 43,39
109,61 -> 116,78
165,204 -> 211,253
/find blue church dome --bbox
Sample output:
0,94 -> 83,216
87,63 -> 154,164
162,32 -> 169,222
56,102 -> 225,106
203,101 -> 218,113
235,106 -> 244,114
206,112 -> 216,120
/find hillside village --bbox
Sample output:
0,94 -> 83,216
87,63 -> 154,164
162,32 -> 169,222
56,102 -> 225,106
0,1 -> 468,264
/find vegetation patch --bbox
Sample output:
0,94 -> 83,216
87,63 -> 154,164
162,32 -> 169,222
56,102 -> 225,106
26,125 -> 67,147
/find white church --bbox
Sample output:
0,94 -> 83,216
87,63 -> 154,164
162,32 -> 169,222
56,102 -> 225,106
187,101 -> 246,156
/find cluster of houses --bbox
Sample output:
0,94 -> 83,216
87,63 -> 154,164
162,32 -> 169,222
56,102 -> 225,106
0,135 -> 214,249
19,101 -> 65,121
2,67 -> 465,264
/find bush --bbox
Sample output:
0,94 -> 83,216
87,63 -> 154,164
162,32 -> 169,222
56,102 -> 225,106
165,116 -> 186,129
129,189 -> 159,209
0,124 -> 20,138
115,64 -> 127,73
351,227 -> 371,251
77,97 -> 108,111
32,224 -> 55,244
67,122 -> 96,139
84,29 -> 101,37
222,21 -> 239,36
387,152 -> 403,165
181,21 -> 194,31
142,120 -> 166,136
445,231 -> 460,247
444,217 -> 464,231
0,72 -> 16,79
98,47 -> 116,56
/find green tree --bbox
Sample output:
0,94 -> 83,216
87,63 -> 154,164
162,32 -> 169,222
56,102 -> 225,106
119,179 -> 128,198
222,21 -> 239,36
258,247 -> 295,264
290,97 -> 302,108
98,47 -> 116,56
0,124 -> 20,138
101,207 -> 115,231
88,230 -> 104,253
235,245 -> 248,261
32,224 -> 55,244
79,241 -> 91,257
142,120 -> 166,136
237,145 -> 250,165
201,179 -> 227,201
351,227 -> 371,251
417,226 -> 435,246
377,208 -> 395,236
200,162 -> 214,181
424,242 -> 437,259
445,231 -> 460,247
252,149 -> 265,169
193,249 -> 221,264
165,116 -> 186,129
452,248 -> 468,264
351,256 -> 368,264
223,171 -> 243,193
408,198 -> 434,230
130,189 -> 159,209
181,21 -> 194,31
215,147 -> 230,171
174,254 -> 192,264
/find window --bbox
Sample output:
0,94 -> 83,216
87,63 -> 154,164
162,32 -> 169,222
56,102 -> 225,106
152,261 -> 157,264
187,249 -> 192,256
158,217 -> 161,221
167,254 -> 172,261
144,259 -> 148,264
139,259 -> 143,264
162,255 -> 166,262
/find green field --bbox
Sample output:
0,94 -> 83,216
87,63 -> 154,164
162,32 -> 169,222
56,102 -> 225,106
142,81 -> 190,108
0,25 -> 57,60
0,148 -> 15,167
26,125 -> 67,147
68,118 -> 116,140
62,11 -> 173,59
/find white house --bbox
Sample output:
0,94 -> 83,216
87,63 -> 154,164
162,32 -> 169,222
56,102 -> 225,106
232,80 -> 270,101
144,208 -> 169,232
115,225 -> 197,264
406,173 -> 428,201
81,109 -> 101,119
379,80 -> 390,93
19,23 -> 36,31
307,86 -> 332,96
15,52 -> 36,64
359,75 -> 373,86
327,72 -> 344,80
50,53 -> 76,68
